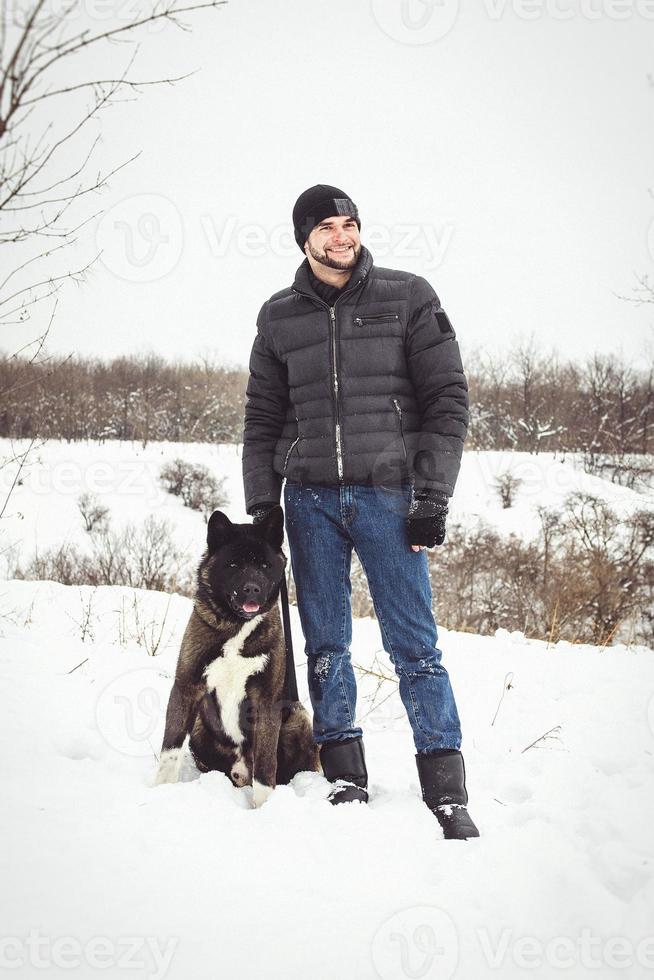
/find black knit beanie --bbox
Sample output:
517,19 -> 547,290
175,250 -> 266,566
292,184 -> 360,252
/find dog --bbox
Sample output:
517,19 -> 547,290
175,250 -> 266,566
155,505 -> 319,806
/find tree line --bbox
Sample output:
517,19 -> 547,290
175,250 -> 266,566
0,353 -> 247,446
1,345 -> 653,456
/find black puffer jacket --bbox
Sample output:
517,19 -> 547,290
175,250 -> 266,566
242,246 -> 468,515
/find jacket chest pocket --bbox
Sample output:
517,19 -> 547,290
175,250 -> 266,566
354,312 -> 400,327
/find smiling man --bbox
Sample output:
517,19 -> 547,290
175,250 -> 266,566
242,184 -> 479,839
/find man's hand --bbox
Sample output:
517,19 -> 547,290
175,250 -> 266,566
408,489 -> 449,551
251,502 -> 279,525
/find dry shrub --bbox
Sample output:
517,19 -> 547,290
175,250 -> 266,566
78,492 -> 110,533
17,517 -> 193,595
493,472 -> 522,509
160,458 -> 228,519
432,492 -> 654,646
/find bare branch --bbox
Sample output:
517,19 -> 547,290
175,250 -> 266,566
521,725 -> 562,753
20,69 -> 196,106
0,251 -> 98,313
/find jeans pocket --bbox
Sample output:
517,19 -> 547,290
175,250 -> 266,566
377,483 -> 412,495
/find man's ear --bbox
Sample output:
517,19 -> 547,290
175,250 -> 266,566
255,505 -> 284,550
207,511 -> 233,554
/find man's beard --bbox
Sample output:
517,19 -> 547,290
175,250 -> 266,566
307,241 -> 361,271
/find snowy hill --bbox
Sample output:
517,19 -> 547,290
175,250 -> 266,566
1,439 -> 653,978
1,438 -> 651,578
1,579 -> 653,980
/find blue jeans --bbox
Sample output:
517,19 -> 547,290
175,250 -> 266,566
283,481 -> 462,754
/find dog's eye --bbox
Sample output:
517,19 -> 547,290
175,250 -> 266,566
261,562 -> 269,569
229,561 -> 237,568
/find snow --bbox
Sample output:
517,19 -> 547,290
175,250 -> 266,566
1,439 -> 652,578
1,439 -> 654,978
452,450 -> 653,540
0,439 -> 243,573
1,579 -> 653,980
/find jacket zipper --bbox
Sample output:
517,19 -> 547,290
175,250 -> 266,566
329,305 -> 344,480
283,435 -> 300,471
392,397 -> 408,464
354,313 -> 399,326
291,272 -> 368,484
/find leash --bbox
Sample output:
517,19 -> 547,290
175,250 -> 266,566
279,571 -> 299,703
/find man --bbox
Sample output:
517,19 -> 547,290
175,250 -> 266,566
242,184 -> 479,839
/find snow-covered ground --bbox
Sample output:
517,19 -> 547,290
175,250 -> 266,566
1,439 -> 651,579
1,439 -> 654,979
1,579 -> 654,980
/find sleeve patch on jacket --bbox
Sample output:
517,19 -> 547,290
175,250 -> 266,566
435,309 -> 454,336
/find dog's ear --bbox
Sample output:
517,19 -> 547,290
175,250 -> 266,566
255,505 -> 284,550
207,510 -> 234,554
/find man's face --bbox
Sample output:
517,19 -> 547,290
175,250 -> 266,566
305,215 -> 361,270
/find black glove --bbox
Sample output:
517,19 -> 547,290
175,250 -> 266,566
407,489 -> 449,548
250,502 -> 279,525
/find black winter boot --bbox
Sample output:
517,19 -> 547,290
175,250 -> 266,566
416,749 -> 480,839
320,737 -> 369,804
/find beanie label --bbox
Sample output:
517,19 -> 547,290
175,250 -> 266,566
333,198 -> 357,216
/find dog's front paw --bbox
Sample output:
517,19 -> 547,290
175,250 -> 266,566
155,748 -> 183,785
252,780 -> 273,808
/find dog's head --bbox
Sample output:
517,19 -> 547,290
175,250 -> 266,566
200,507 -> 287,621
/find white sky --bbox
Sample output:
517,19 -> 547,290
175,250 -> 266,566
5,0 -> 654,369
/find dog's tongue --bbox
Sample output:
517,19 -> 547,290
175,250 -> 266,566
243,601 -> 260,613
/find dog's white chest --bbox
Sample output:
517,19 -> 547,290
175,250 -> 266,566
203,617 -> 268,745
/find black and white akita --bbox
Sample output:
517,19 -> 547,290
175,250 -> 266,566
155,506 -> 319,806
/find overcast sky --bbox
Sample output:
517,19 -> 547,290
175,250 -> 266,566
6,0 -> 654,369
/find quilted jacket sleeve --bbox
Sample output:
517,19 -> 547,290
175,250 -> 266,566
405,276 -> 469,497
242,303 -> 290,514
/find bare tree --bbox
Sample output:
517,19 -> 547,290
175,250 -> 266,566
511,339 -> 563,454
0,0 -> 225,524
1,0 -> 225,329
